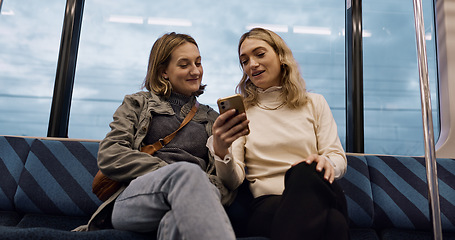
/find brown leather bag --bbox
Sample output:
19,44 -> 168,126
92,102 -> 199,201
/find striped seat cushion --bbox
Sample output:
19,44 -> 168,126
15,139 -> 102,216
0,136 -> 33,211
367,155 -> 455,231
338,154 -> 374,228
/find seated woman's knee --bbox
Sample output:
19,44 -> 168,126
286,162 -> 326,184
290,161 -> 318,175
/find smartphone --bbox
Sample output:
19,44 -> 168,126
217,94 -> 250,134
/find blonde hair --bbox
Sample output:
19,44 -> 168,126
236,28 -> 307,108
143,32 -> 205,98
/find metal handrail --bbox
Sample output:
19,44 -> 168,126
412,0 -> 442,239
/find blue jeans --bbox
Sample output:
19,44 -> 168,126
111,162 -> 236,240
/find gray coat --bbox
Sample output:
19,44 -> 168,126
75,91 -> 235,231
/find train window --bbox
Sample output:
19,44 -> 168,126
0,0 -> 440,156
69,0 -> 347,142
363,0 -> 439,155
0,1 -> 65,136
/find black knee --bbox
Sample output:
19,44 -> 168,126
285,162 -> 326,186
283,162 -> 337,202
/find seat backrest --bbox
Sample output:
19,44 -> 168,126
338,154 -> 375,228
366,155 -> 455,232
14,138 -> 102,216
0,136 -> 34,211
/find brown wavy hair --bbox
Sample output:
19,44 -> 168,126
236,28 -> 307,108
142,32 -> 205,98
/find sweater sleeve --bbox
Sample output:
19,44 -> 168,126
97,94 -> 168,182
313,94 -> 347,179
206,136 -> 246,190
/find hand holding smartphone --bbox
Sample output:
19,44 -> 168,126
217,94 -> 250,135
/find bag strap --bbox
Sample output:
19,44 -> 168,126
141,101 -> 200,155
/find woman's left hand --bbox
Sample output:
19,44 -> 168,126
292,154 -> 335,184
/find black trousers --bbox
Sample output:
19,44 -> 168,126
246,162 -> 350,240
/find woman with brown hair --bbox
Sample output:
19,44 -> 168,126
76,32 -> 245,240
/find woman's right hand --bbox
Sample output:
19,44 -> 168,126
212,109 -> 250,159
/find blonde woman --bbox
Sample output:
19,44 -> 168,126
210,28 -> 349,240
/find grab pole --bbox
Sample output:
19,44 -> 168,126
411,0 -> 442,239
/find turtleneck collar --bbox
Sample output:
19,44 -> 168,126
168,92 -> 191,107
256,86 -> 285,110
168,92 -> 192,115
257,86 -> 282,93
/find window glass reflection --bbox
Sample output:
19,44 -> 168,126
0,1 -> 65,136
70,0 -> 346,144
363,0 -> 439,155
0,0 -> 439,156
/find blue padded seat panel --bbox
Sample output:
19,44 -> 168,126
15,139 -> 102,216
367,155 -> 455,231
0,211 -> 22,226
17,214 -> 89,231
0,136 -> 33,211
0,225 -> 153,240
380,228 -> 455,240
338,155 -> 374,228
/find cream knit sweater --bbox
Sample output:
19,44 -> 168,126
210,87 -> 347,198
